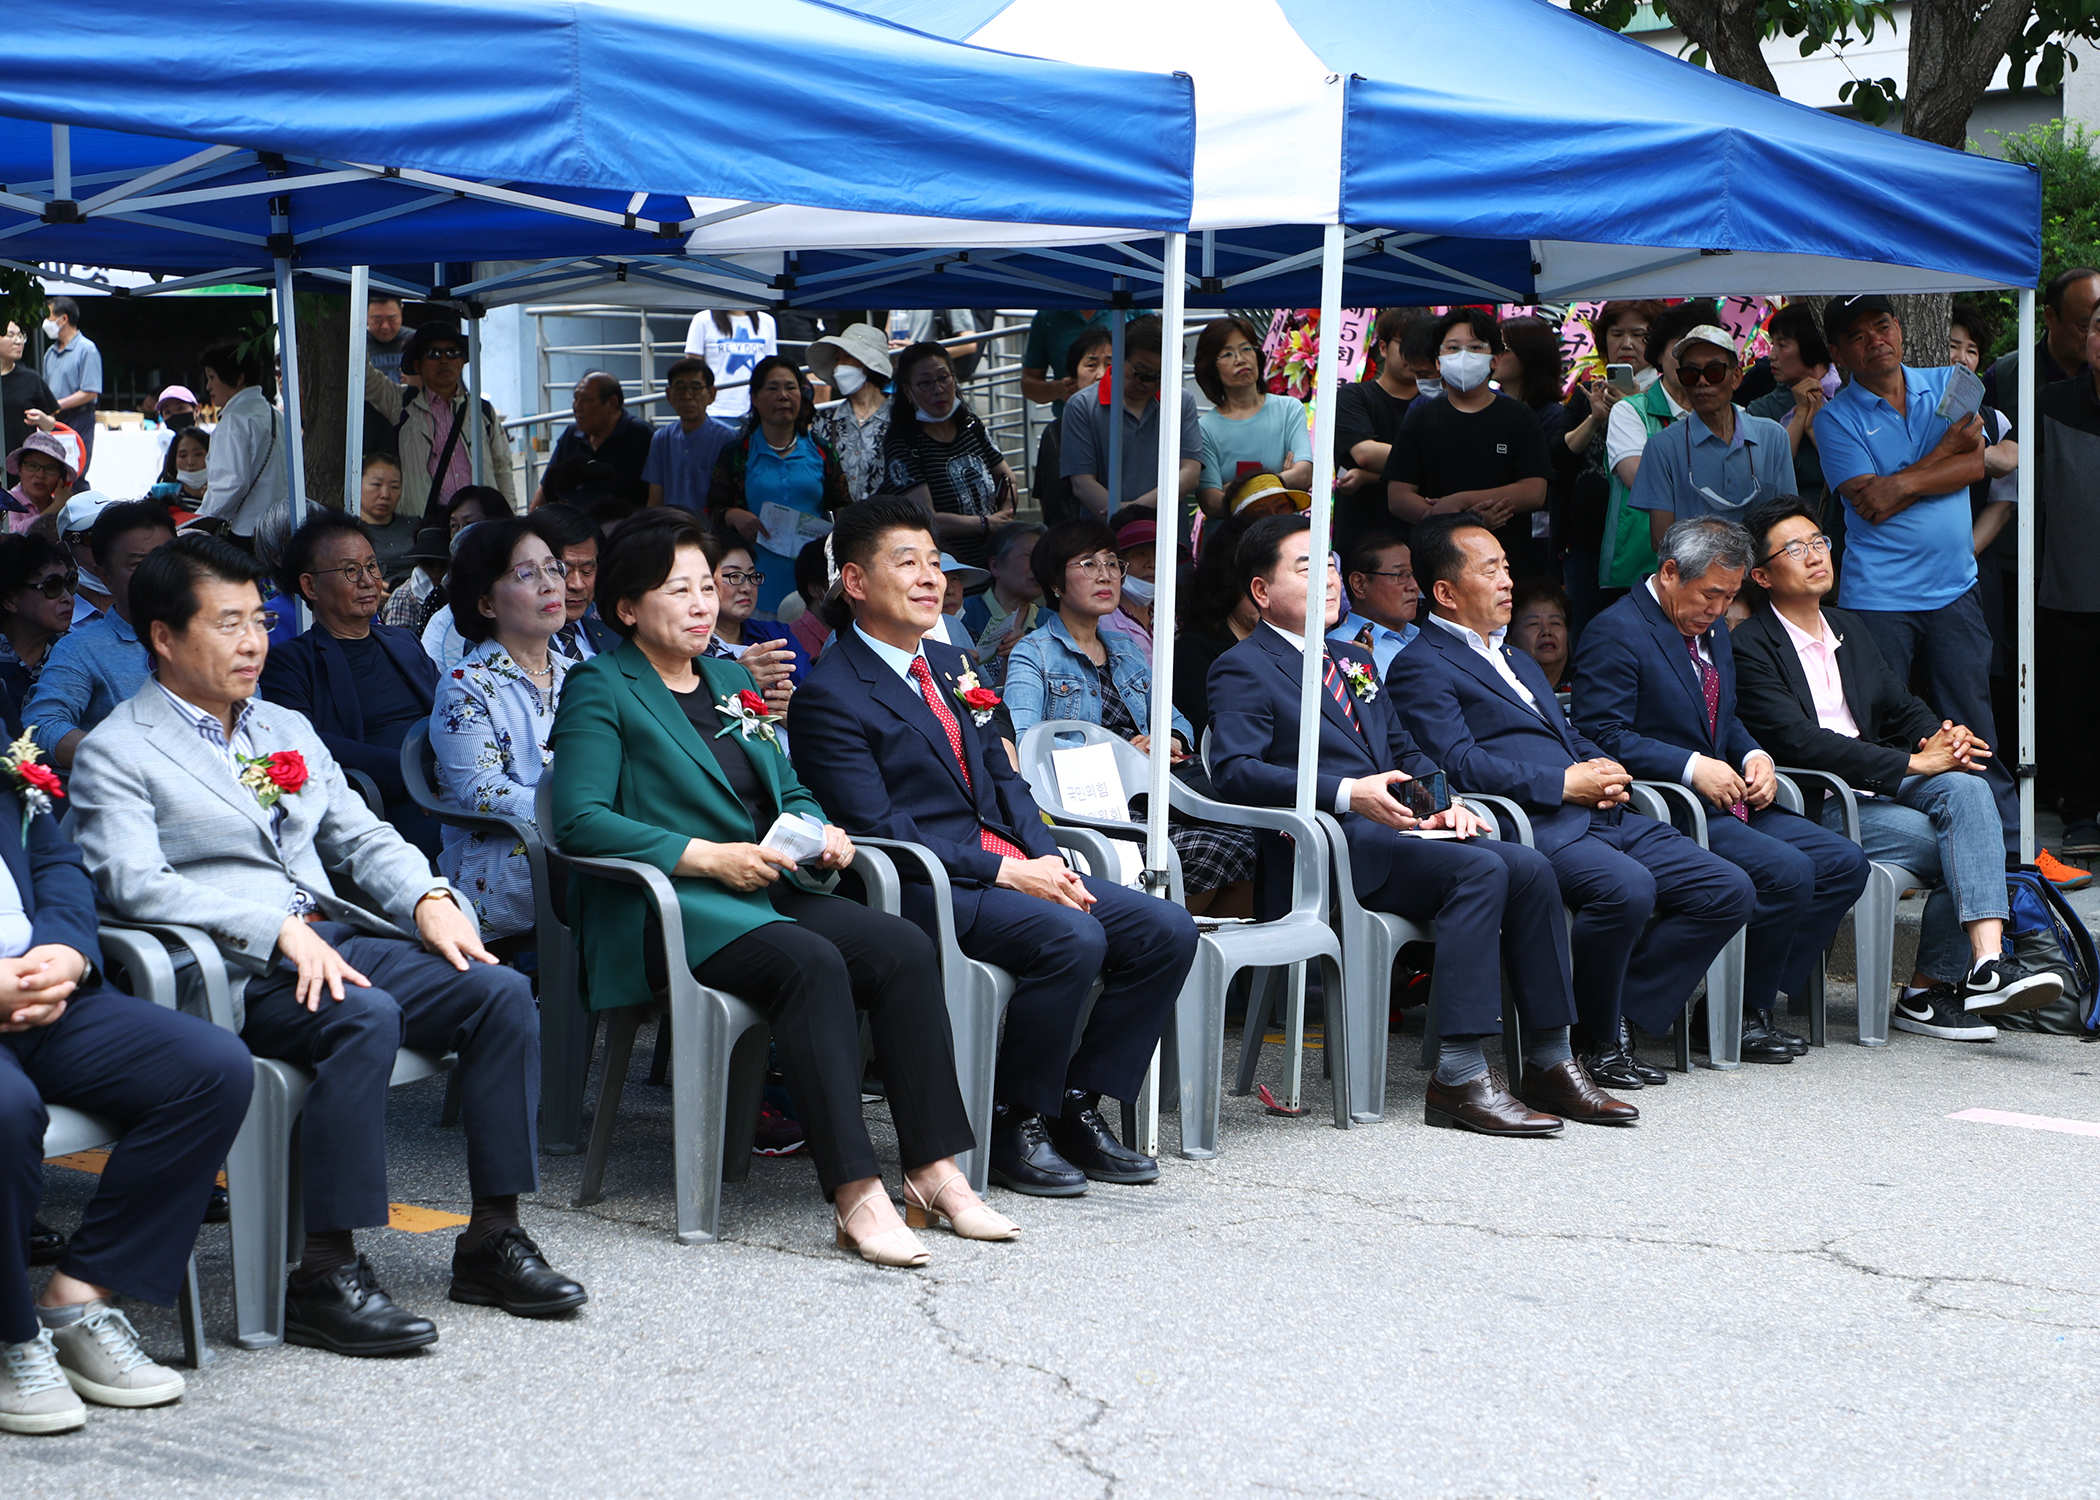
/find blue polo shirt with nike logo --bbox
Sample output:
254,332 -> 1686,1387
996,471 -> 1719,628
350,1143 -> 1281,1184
1814,362 -> 1974,611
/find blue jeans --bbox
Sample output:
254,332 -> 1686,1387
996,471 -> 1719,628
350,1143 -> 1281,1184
1820,771 -> 2007,985
1852,587 -> 2018,854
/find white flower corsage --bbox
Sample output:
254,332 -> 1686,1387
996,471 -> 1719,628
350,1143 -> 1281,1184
715,689 -> 784,747
1337,659 -> 1379,702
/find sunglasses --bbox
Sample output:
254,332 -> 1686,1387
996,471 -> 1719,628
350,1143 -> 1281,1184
26,572 -> 75,599
1678,360 -> 1736,386
420,347 -> 468,362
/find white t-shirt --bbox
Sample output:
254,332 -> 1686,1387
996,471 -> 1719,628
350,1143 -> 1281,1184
682,312 -> 777,422
1605,383 -> 1686,472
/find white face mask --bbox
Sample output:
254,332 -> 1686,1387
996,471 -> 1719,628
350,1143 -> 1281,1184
831,365 -> 868,397
39,318 -> 59,339
1120,575 -> 1155,607
915,395 -> 957,423
1437,350 -> 1493,393
1414,377 -> 1443,400
176,468 -> 208,489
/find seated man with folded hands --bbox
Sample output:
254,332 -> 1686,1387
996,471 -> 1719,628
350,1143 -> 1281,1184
68,534 -> 585,1360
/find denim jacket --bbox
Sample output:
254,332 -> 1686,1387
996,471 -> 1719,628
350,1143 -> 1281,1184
1003,613 -> 1192,746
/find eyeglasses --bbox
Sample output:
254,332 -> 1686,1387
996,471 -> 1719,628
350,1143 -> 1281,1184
205,611 -> 280,639
909,368 -> 956,392
717,569 -> 765,588
1217,344 -> 1258,362
1763,533 -> 1833,564
420,347 -> 468,362
1678,361 -> 1736,386
26,573 -> 75,599
505,560 -> 570,586
310,560 -> 386,585
1356,569 -> 1414,584
1068,556 -> 1126,579
16,460 -> 65,480
667,380 -> 713,395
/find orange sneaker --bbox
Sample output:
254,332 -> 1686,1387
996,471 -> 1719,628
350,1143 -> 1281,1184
2035,848 -> 2093,891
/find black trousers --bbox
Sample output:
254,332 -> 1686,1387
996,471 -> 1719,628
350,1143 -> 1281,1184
2039,607 -> 2100,826
3,987 -> 252,1343
240,924 -> 541,1232
701,886 -> 972,1198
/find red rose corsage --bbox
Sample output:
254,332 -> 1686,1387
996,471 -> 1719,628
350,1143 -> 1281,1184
1,730 -> 62,838
237,749 -> 309,809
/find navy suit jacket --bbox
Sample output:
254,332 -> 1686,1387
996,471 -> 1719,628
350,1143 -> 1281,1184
259,623 -> 437,797
4,785 -> 104,976
1573,583 -> 1764,782
787,626 -> 1057,922
1207,624 -> 1436,897
1386,617 -> 1614,855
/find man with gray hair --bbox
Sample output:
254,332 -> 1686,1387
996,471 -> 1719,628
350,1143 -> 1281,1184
1576,515 -> 1871,1064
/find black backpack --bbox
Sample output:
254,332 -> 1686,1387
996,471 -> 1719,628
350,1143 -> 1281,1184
1992,869 -> 2100,1036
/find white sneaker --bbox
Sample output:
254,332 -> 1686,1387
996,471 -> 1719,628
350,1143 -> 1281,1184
49,1304 -> 185,1408
0,1328 -> 86,1434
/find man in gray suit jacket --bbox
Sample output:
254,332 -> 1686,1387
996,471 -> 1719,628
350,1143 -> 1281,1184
69,536 -> 586,1358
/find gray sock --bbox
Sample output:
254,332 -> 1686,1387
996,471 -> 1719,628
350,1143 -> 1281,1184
1523,1025 -> 1572,1070
35,1302 -> 88,1330
1433,1036 -> 1490,1087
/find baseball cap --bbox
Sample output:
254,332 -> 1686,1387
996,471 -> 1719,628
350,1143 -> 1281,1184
155,384 -> 198,409
58,489 -> 118,536
1669,324 -> 1739,363
1822,294 -> 1898,349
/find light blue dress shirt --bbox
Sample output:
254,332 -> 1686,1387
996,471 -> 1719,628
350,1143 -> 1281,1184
1328,610 -> 1419,678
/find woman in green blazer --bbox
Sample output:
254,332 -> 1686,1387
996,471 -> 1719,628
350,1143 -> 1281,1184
549,510 -> 1016,1266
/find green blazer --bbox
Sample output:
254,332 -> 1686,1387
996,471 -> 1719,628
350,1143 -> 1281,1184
550,640 -> 834,1010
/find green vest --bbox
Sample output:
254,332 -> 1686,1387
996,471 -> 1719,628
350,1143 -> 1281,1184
1599,380 -> 1679,588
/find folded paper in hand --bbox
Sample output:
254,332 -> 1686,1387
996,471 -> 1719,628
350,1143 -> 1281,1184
757,502 -> 833,559
1936,365 -> 1985,425
760,811 -> 828,865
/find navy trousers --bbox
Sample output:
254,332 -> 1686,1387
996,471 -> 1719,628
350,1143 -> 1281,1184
1854,586 -> 2018,854
1705,806 -> 1872,1011
2,988 -> 253,1344
238,925 -> 539,1233
1546,816 -> 1757,1039
1357,834 -> 1576,1036
907,875 -> 1198,1115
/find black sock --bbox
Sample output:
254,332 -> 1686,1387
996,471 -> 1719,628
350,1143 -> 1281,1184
295,1229 -> 357,1283
460,1194 -> 520,1250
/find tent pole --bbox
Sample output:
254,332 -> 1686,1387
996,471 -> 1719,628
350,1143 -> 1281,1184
272,254 -> 308,528
2017,287 -> 2035,862
344,266 -> 368,518
1106,306 -> 1126,518
468,309 -> 487,487
1282,223 -> 1346,1114
1136,232 -> 1186,1163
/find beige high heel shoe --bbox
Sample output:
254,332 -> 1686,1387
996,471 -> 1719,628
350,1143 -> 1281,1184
903,1171 -> 1020,1241
834,1187 -> 930,1267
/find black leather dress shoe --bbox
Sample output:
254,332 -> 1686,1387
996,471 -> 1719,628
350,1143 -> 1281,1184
449,1227 -> 588,1318
1759,1010 -> 1809,1055
203,1185 -> 230,1225
986,1110 -> 1088,1197
1578,1043 -> 1645,1091
1738,1012 -> 1797,1065
28,1218 -> 66,1267
284,1256 -> 439,1356
1620,1019 -> 1667,1085
1046,1106 -> 1160,1185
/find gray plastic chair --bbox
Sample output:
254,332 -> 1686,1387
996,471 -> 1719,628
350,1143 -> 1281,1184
1016,720 -> 1347,1153
342,767 -> 387,819
854,819 -> 1122,1191
44,926 -> 213,1368
1623,781 -> 1745,1070
98,916 -> 453,1348
1766,772 -> 1831,1047
404,719 -> 591,1153
1776,766 -> 1911,1047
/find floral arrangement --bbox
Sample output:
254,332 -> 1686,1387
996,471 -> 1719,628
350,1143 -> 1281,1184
237,749 -> 309,809
1336,659 -> 1379,702
953,669 -> 1001,728
1,730 -> 62,838
715,689 -> 785,746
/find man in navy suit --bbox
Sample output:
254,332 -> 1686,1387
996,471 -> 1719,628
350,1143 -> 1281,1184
788,498 -> 1197,1197
1576,516 -> 1869,1063
0,780 -> 252,1433
1388,514 -> 1756,1088
1207,513 -> 1634,1135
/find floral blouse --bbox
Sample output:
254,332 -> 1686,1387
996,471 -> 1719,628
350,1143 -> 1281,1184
431,639 -> 568,939
812,399 -> 892,504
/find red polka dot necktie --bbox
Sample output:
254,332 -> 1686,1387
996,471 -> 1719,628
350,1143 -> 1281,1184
908,655 -> 1029,860
1685,634 -> 1749,823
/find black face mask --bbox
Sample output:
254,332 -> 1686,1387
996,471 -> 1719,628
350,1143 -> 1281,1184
162,411 -> 195,433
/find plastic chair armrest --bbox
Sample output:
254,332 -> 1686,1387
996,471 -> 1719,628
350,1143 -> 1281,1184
1047,825 -> 1124,880
343,768 -> 387,820
551,852 -> 696,981
95,925 -> 181,1012
95,918 -> 236,1031
852,838 -> 964,965
849,844 -> 902,916
1773,772 -> 1805,817
1631,779 -> 1711,845
1461,792 -> 1534,848
1777,765 -> 1861,845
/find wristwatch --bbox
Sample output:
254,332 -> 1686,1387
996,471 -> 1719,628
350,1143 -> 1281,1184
414,888 -> 456,913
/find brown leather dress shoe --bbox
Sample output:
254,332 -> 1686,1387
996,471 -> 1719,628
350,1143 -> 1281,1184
1424,1071 -> 1564,1137
1517,1058 -> 1640,1126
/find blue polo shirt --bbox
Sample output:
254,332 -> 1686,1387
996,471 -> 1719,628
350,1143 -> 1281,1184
1626,408 -> 1794,523
1814,364 -> 1976,612
641,416 -> 736,514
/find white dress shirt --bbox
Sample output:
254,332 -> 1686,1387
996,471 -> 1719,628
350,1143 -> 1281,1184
1424,611 -> 1541,709
1262,620 -> 1371,816
1644,578 -> 1771,787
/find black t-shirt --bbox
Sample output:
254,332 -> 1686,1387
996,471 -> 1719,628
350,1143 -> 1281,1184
0,365 -> 58,461
1382,394 -> 1553,542
545,412 -> 654,509
670,681 -> 772,840
1332,379 -> 1421,550
337,632 -> 427,751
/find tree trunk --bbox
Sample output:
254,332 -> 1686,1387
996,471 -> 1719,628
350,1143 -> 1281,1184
1664,0 -> 1783,93
298,294 -> 349,510
1901,0 -> 2035,148
1890,292 -> 1953,367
